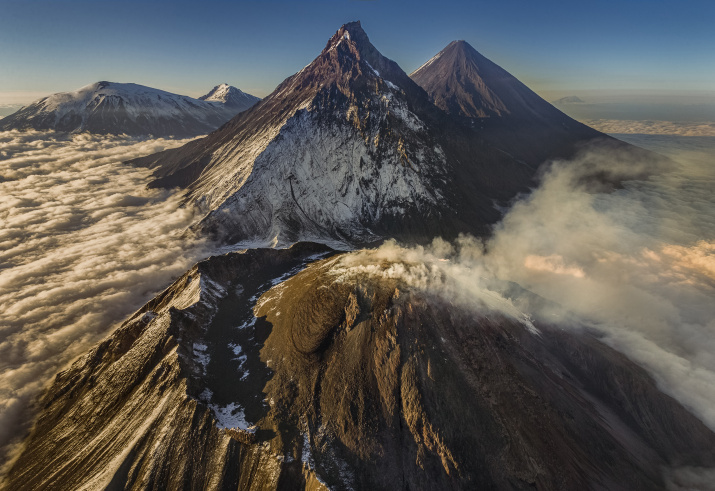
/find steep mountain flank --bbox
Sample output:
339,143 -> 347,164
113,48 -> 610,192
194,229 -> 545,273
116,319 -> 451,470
410,40 -> 609,165
128,24 -> 652,248
5,245 -> 715,490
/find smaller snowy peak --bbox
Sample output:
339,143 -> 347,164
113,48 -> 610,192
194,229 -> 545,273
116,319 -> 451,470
199,84 -> 260,109
553,96 -> 585,105
199,83 -> 236,102
0,80 -> 258,137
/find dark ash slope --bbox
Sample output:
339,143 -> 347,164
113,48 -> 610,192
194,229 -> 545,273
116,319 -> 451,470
4,245 -> 715,490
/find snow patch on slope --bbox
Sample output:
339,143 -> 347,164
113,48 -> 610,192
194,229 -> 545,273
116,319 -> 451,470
199,83 -> 260,110
209,402 -> 254,431
197,88 -> 446,245
162,269 -> 225,314
39,82 -> 226,127
2,81 -> 258,136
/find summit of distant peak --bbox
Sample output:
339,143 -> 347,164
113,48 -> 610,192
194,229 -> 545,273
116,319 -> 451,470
341,20 -> 364,36
200,84 -> 239,100
199,84 -> 259,109
442,40 -> 482,59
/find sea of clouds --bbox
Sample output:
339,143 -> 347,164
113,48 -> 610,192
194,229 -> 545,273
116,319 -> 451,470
587,119 -> 715,137
0,130 -> 214,470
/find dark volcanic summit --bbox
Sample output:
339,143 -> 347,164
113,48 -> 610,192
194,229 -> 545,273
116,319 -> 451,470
5,245 -> 715,490
411,39 -> 565,121
410,40 -> 606,166
128,22 -> 641,248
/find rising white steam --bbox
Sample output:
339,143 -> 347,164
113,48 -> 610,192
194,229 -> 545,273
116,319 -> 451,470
485,141 -> 715,432
332,138 -> 715,438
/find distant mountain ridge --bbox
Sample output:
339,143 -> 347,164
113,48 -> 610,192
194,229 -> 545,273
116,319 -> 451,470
0,81 -> 260,137
553,96 -> 586,104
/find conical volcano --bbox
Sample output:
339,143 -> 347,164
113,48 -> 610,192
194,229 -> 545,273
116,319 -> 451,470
129,23 -> 643,248
411,40 -> 561,121
130,22 -> 488,246
411,40 -> 608,165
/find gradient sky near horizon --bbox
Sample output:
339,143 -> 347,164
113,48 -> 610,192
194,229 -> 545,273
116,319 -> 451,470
0,0 -> 714,106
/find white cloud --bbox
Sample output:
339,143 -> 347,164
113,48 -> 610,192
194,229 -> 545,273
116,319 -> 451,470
0,130 -> 211,469
586,119 -> 715,137
330,139 -> 715,437
481,143 -> 715,431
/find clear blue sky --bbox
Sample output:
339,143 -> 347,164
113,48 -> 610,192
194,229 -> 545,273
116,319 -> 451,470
0,0 -> 713,105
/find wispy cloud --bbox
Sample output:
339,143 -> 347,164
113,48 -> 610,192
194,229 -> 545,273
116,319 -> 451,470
481,144 -> 715,430
586,119 -> 715,137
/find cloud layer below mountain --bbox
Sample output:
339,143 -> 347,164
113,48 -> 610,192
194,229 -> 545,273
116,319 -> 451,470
1,129 -> 713,484
586,119 -> 715,137
0,130 -> 211,470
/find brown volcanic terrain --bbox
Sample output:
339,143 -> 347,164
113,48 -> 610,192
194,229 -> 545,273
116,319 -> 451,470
4,245 -> 715,490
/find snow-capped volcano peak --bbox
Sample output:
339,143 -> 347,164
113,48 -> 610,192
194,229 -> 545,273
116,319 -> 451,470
322,21 -> 391,68
36,81 -> 182,112
130,21 -> 622,247
199,84 -> 259,109
199,83 -> 235,101
0,81 -> 259,137
131,21 -> 453,246
323,21 -> 364,52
